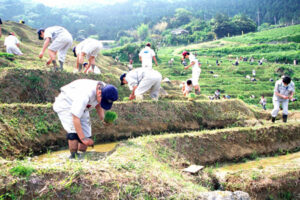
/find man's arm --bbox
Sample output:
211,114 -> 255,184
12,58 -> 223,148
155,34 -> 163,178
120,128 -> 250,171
39,37 -> 50,58
139,56 -> 142,62
184,61 -> 195,70
95,104 -> 105,121
72,114 -> 93,146
153,56 -> 158,66
275,92 -> 289,99
129,85 -> 138,100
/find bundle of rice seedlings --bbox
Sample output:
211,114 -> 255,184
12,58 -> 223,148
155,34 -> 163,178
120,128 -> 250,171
104,111 -> 118,123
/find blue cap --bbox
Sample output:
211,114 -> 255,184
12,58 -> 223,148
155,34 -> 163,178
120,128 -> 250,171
101,85 -> 118,110
120,73 -> 126,85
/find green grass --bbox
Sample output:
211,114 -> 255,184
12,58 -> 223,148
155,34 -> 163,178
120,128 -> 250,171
9,164 -> 35,177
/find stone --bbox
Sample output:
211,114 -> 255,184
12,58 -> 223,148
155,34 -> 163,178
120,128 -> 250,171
199,191 -> 250,200
183,165 -> 204,174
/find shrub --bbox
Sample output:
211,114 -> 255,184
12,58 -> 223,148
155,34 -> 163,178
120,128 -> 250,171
10,164 -> 35,177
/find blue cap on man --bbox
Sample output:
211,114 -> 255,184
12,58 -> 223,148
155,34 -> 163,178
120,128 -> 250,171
101,85 -> 118,110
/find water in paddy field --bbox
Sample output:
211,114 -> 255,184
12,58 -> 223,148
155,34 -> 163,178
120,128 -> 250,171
33,142 -> 118,162
215,151 -> 300,175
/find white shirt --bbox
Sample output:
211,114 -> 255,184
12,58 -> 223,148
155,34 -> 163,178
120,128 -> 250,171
44,26 -> 70,41
139,46 -> 155,67
185,83 -> 193,93
4,35 -> 20,47
57,79 -> 104,118
273,80 -> 295,101
189,54 -> 200,72
76,38 -> 102,55
125,68 -> 146,90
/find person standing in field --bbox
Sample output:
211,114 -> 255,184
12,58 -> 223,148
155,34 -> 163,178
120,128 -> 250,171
260,95 -> 267,110
271,76 -> 295,123
120,68 -> 162,101
53,79 -> 118,158
139,43 -> 158,69
4,32 -> 23,55
37,26 -> 73,71
182,51 -> 201,95
73,38 -> 103,73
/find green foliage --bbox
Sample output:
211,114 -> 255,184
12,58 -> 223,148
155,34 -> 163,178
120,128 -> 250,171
137,23 -> 149,41
0,52 -> 14,60
104,111 -> 118,123
188,93 -> 196,99
9,164 -> 35,177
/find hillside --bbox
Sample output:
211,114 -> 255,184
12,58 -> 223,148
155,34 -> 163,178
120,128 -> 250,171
1,22 -> 300,199
153,25 -> 300,110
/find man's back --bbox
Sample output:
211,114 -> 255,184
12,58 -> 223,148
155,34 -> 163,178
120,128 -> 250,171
4,35 -> 19,46
139,46 -> 155,68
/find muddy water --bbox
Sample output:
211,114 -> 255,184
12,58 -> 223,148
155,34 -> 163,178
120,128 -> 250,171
216,151 -> 300,173
33,142 -> 118,162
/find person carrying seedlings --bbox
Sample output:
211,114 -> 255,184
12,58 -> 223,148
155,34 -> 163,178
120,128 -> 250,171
181,79 -> 193,97
53,79 -> 118,158
4,32 -> 23,55
259,95 -> 267,110
37,26 -> 73,71
271,76 -> 295,123
120,68 -> 162,101
73,38 -> 103,73
182,51 -> 201,95
139,43 -> 158,69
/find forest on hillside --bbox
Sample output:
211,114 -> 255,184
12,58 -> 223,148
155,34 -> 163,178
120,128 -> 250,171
0,0 -> 299,41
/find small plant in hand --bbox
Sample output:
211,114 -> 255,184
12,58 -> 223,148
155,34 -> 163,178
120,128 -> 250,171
104,111 -> 118,123
123,97 -> 130,101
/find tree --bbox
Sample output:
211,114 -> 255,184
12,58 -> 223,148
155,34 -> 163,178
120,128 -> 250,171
137,23 -> 149,41
174,8 -> 192,26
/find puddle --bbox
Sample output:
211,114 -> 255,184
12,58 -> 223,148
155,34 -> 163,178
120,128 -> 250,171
33,142 -> 118,162
216,151 -> 300,173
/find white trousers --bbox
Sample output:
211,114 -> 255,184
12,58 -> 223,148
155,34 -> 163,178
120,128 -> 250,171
135,70 -> 162,100
271,99 -> 289,117
192,68 -> 201,86
6,45 -> 23,55
53,95 -> 91,137
49,33 -> 73,62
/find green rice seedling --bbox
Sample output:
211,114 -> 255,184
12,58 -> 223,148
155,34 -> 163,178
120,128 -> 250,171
104,111 -> 118,123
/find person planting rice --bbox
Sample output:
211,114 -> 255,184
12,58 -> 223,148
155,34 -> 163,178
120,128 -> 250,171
182,51 -> 201,95
271,76 -> 295,123
120,68 -> 162,101
181,79 -> 193,97
4,32 -> 23,55
53,79 -> 118,158
37,26 -> 73,71
72,38 -> 103,73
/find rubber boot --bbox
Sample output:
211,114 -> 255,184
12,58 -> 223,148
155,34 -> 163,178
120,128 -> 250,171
283,114 -> 288,123
271,117 -> 275,123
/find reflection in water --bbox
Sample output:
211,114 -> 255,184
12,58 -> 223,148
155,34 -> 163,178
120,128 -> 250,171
33,142 -> 118,162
